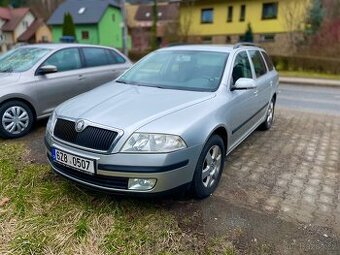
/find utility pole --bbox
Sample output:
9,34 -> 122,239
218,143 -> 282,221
150,0 -> 158,50
121,0 -> 129,56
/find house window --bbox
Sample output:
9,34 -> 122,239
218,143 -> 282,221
42,35 -> 49,42
240,5 -> 246,22
201,8 -> 213,24
22,21 -> 29,28
227,6 -> 233,22
201,36 -> 212,44
260,34 -> 276,42
262,3 -> 278,20
82,31 -> 89,40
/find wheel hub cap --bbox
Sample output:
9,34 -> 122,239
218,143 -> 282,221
2,106 -> 29,135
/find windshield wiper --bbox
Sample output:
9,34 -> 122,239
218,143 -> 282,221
116,80 -> 127,84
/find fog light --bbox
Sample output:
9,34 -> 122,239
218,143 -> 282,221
128,178 -> 157,191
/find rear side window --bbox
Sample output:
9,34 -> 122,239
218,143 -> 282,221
82,47 -> 110,67
107,50 -> 126,64
249,50 -> 267,78
261,51 -> 274,71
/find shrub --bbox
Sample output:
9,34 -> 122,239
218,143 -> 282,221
271,55 -> 340,74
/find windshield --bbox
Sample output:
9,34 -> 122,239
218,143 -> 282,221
117,50 -> 229,92
0,47 -> 51,73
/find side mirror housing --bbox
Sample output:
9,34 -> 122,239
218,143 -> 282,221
232,78 -> 256,90
38,65 -> 58,75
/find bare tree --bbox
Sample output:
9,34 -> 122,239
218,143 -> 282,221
282,0 -> 311,53
179,0 -> 196,42
27,0 -> 64,20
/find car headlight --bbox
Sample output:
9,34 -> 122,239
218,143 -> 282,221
121,133 -> 187,153
46,111 -> 57,134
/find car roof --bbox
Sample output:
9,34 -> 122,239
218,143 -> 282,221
18,43 -> 116,51
159,44 -> 262,53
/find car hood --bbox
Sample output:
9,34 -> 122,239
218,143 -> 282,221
57,82 -> 215,131
0,73 -> 21,86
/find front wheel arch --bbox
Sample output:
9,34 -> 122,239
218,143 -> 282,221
0,98 -> 37,121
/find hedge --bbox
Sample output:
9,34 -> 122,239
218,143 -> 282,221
271,55 -> 340,75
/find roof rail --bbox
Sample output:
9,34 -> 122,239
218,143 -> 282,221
233,42 -> 259,49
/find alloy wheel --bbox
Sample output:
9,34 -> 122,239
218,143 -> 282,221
202,145 -> 222,188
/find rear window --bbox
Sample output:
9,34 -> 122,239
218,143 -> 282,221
261,51 -> 274,71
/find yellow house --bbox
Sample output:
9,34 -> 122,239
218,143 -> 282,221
180,0 -> 310,54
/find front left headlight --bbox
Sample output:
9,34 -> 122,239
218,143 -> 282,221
121,133 -> 187,153
46,111 -> 57,134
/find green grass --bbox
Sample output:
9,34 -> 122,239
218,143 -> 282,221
279,70 -> 340,81
0,141 -> 237,254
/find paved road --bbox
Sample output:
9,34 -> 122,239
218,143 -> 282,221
277,84 -> 340,116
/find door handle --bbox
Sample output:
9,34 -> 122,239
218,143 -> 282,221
254,89 -> 258,95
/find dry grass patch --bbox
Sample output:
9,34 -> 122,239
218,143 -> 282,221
0,140 -> 236,255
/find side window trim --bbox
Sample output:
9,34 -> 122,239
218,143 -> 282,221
246,50 -> 256,79
260,50 -> 274,72
35,47 -> 82,75
259,50 -> 269,72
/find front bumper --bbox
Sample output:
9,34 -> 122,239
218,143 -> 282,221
45,134 -> 202,194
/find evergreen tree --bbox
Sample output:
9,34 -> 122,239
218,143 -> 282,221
243,23 -> 254,42
0,0 -> 11,6
305,0 -> 324,35
62,12 -> 76,38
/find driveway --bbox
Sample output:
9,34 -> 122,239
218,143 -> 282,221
11,84 -> 340,254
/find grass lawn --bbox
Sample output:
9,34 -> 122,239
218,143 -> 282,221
279,71 -> 340,81
0,140 -> 236,255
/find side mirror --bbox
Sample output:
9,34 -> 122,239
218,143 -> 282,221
232,78 -> 256,90
38,65 -> 58,75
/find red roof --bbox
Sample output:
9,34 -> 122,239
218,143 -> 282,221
0,7 -> 11,20
17,18 -> 44,42
2,8 -> 30,32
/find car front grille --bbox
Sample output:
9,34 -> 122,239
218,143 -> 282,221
53,118 -> 118,151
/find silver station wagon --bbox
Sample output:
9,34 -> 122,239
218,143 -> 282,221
45,43 -> 279,198
0,44 -> 131,138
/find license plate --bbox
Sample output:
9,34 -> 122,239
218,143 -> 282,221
52,148 -> 95,175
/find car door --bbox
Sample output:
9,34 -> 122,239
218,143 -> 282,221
227,51 -> 259,147
248,50 -> 272,118
79,47 -> 130,91
34,47 -> 85,115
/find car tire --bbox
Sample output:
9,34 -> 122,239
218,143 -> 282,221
192,135 -> 225,199
259,97 -> 275,131
0,101 -> 34,139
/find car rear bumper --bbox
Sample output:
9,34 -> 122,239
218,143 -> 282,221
45,135 -> 202,194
